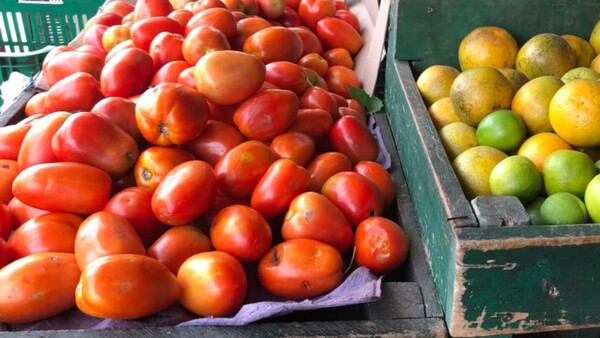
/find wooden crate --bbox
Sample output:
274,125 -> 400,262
384,0 -> 600,336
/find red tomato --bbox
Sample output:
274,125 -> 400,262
101,47 -> 155,98
24,92 -> 49,117
130,17 -> 184,52
194,190 -> 250,232
17,111 -> 71,171
354,161 -> 395,209
214,140 -> 276,198
0,202 -> 13,240
306,151 -> 352,192
285,0 -> 301,10
347,98 -> 366,116
183,120 -> 246,167
133,146 -> 196,191
150,60 -> 191,85
7,212 -> 83,261
149,31 -> 185,69
76,254 -> 180,319
12,162 -> 112,215
206,100 -> 239,125
241,0 -> 260,15
299,86 -> 340,120
297,0 -> 335,31
329,91 -> 348,107
256,0 -> 286,19
0,252 -> 80,324
133,0 -> 174,21
243,26 -> 303,64
210,204 -> 271,262
102,25 -> 132,52
169,8 -> 194,27
182,25 -> 230,65
339,106 -> 367,124
194,50 -> 265,106
269,132 -> 315,166
7,198 -> 48,229
250,158 -> 310,218
103,0 -> 135,17
43,51 -> 104,87
324,65 -> 360,99
304,67 -> 329,90
135,82 -> 210,146
329,115 -> 379,164
185,7 -> 236,38
83,24 -> 108,50
282,192 -> 353,253
177,66 -> 197,89
321,171 -> 384,227
104,187 -> 170,247
278,6 -> 302,27
85,12 -> 123,31
147,224 -> 212,274
289,108 -> 333,142
317,17 -> 363,56
177,251 -> 247,317
258,238 -> 343,299
289,26 -> 323,55
233,89 -> 299,142
323,47 -> 353,69
152,160 -> 217,225
354,216 -> 409,275
334,9 -> 360,33
265,61 -> 308,95
91,96 -> 144,145
41,46 -> 73,74
105,39 -> 135,61
297,52 -> 328,76
0,238 -> 7,269
187,0 -> 228,14
74,211 -> 145,270
52,112 -> 139,178
333,0 -> 348,10
44,72 -> 104,113
0,123 -> 31,161
76,44 -> 108,60
0,160 -> 18,205
230,16 -> 271,51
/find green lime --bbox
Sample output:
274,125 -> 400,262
476,109 -> 527,153
489,155 -> 542,205
542,149 -> 596,199
584,174 -> 600,223
526,197 -> 546,225
540,192 -> 588,225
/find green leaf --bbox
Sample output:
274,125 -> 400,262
348,86 -> 384,115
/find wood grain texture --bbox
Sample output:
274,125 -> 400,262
470,196 -> 529,227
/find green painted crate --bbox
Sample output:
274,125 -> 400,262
383,0 -> 600,336
0,0 -> 105,83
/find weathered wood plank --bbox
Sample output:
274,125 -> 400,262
470,196 -> 529,227
365,282 -> 424,319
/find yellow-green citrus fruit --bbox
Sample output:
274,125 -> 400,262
452,145 -> 508,200
542,149 -> 596,199
489,155 -> 542,205
476,109 -> 526,154
540,192 -> 588,225
516,33 -> 577,79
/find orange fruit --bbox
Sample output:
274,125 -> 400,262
452,145 -> 508,199
590,19 -> 600,55
438,121 -> 478,161
562,34 -> 596,67
498,68 -> 529,94
516,33 -> 576,79
458,26 -> 518,71
449,67 -> 513,127
591,54 -> 600,73
511,75 -> 564,134
428,97 -> 460,130
517,132 -> 573,172
416,65 -> 460,107
549,79 -> 600,147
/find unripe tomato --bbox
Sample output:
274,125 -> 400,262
258,238 -> 343,299
354,216 -> 409,275
147,224 -> 212,274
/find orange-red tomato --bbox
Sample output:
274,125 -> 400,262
329,115 -> 379,164
321,171 -> 384,227
101,24 -> 131,53
242,26 -> 303,64
230,16 -> 271,51
324,65 -> 361,99
150,60 -> 191,86
169,8 -> 194,27
258,238 -> 343,299
0,252 -> 80,324
354,161 -> 395,210
149,31 -> 185,69
185,7 -> 237,38
269,131 -> 315,166
289,26 -> 324,56
76,44 -> 108,60
265,61 -> 309,94
297,52 -> 328,76
177,66 -> 197,89
0,202 -> 13,240
103,0 -> 135,17
100,47 -> 155,98
187,0 -> 228,14
83,24 -> 108,50
74,211 -> 145,270
12,162 -> 112,215
24,92 -> 49,117
177,251 -> 247,317
339,106 -> 367,124
282,192 -> 353,253
182,26 -> 230,65
133,0 -> 174,21
133,146 -> 196,191
103,186 -> 170,248
316,17 -> 363,56
256,0 -> 286,19
91,96 -> 145,146
135,82 -> 210,146
299,86 -> 340,121
354,216 -> 409,275
85,12 -> 123,31
278,6 -> 302,27
44,72 -> 104,113
7,212 -> 83,261
289,108 -> 333,142
0,159 -> 18,205
233,89 -> 299,142
334,9 -> 360,33
130,16 -> 184,52
210,204 -> 272,262
194,50 -> 265,106
214,140 -> 276,198
0,238 -> 7,269
43,51 -> 104,87
147,224 -> 212,274
323,47 -> 353,69
7,198 -> 49,229
306,151 -> 352,192
151,160 -> 217,225
303,67 -> 329,90
183,120 -> 246,167
297,0 -> 335,31
250,158 -> 310,218
76,254 -> 181,319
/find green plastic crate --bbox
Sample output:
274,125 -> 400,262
0,0 -> 105,83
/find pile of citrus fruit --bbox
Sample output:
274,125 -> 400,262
416,21 -> 600,226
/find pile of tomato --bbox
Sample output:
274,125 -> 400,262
0,0 -> 409,326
